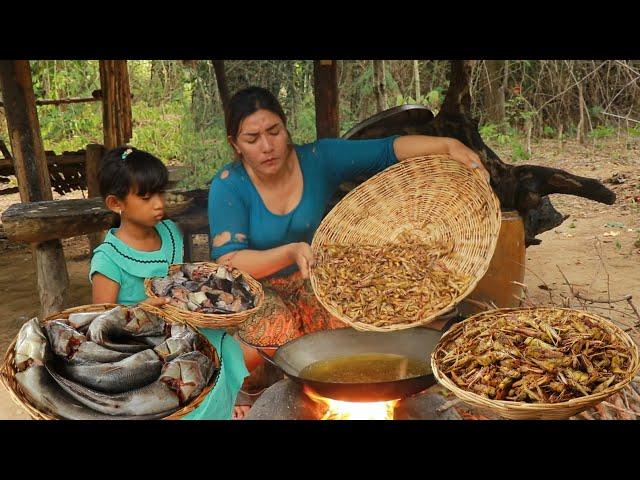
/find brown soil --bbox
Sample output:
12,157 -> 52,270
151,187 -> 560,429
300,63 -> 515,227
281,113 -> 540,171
1,137 -> 638,419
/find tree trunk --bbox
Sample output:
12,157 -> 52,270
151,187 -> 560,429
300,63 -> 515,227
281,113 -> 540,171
413,60 -> 421,103
577,81 -> 586,144
212,60 -> 230,131
313,61 -> 339,139
373,60 -> 387,111
484,60 -> 506,124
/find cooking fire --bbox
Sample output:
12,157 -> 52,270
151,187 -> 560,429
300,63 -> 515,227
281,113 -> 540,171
304,386 -> 399,420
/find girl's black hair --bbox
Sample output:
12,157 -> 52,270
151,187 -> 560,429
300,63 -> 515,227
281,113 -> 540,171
226,86 -> 287,139
98,146 -> 168,199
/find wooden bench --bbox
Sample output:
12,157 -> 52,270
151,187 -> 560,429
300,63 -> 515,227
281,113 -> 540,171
1,190 -> 211,262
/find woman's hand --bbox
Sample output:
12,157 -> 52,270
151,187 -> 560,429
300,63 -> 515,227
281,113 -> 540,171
289,242 -> 315,279
446,139 -> 490,181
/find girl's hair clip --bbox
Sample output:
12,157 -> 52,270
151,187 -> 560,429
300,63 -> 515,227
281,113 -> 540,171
121,148 -> 133,160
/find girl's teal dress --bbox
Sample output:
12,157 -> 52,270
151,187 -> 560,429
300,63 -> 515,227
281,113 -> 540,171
89,219 -> 249,420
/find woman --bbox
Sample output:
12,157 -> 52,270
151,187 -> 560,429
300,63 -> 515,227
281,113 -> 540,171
208,86 -> 487,414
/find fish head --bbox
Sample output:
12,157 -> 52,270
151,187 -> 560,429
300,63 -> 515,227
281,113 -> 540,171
15,318 -> 50,371
44,321 -> 86,359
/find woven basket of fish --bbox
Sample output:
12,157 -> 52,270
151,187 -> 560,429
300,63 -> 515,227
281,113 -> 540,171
431,307 -> 640,420
145,262 -> 264,329
0,303 -> 221,420
310,155 -> 501,332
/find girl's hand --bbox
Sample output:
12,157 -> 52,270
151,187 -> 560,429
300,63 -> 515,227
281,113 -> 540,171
447,139 -> 490,181
289,242 -> 315,279
141,296 -> 170,307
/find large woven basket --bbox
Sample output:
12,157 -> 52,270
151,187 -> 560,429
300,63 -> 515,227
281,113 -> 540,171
310,155 -> 501,332
144,262 -> 264,329
431,307 -> 640,420
0,303 -> 220,420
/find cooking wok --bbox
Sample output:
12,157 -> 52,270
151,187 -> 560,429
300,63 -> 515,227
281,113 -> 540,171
257,327 -> 444,402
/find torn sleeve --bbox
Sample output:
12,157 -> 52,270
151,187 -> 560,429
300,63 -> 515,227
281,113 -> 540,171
208,175 -> 250,260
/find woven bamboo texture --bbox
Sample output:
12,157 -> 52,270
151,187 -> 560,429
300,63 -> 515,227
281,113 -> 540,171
0,303 -> 220,420
145,262 -> 264,329
310,155 -> 501,332
431,307 -> 640,420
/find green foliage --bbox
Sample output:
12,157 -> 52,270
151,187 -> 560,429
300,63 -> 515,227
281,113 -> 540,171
6,60 -> 639,192
425,87 -> 445,111
511,142 -> 531,162
177,120 -> 230,190
479,123 -> 512,145
479,122 -> 530,162
543,125 -> 556,137
628,125 -> 640,137
589,125 -> 615,139
589,105 -> 604,119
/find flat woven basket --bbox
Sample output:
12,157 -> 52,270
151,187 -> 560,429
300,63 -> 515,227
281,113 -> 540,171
310,154 -> 501,332
164,197 -> 194,218
144,262 -> 264,329
431,307 -> 640,420
0,303 -> 220,420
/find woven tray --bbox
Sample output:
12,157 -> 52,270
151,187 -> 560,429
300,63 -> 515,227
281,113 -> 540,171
431,307 -> 640,420
164,197 -> 194,218
0,303 -> 220,420
310,154 -> 501,332
145,262 -> 264,329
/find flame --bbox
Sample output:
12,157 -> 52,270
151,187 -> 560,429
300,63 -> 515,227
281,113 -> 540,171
304,386 -> 398,420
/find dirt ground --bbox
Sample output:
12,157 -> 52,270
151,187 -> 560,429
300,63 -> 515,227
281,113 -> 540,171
0,137 -> 638,420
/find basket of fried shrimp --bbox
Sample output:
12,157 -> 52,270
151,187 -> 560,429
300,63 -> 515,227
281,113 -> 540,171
309,155 -> 501,332
430,307 -> 640,420
0,303 -> 220,420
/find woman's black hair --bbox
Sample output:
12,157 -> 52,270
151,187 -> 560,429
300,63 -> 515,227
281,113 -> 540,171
98,146 -> 168,199
226,86 -> 287,139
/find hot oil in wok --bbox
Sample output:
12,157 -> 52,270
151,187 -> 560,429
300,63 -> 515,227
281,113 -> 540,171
299,353 -> 430,383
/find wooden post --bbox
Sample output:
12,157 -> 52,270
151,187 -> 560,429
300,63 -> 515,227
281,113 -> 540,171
0,60 -> 69,318
183,233 -> 195,263
313,60 -> 339,139
99,60 -> 132,149
85,143 -> 105,253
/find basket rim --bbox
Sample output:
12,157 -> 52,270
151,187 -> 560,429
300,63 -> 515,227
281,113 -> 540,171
309,154 -> 501,332
1,303 -> 221,420
164,196 -> 194,217
430,307 -> 640,416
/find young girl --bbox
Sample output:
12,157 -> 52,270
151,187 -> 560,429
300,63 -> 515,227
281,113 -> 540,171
90,146 -> 249,420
